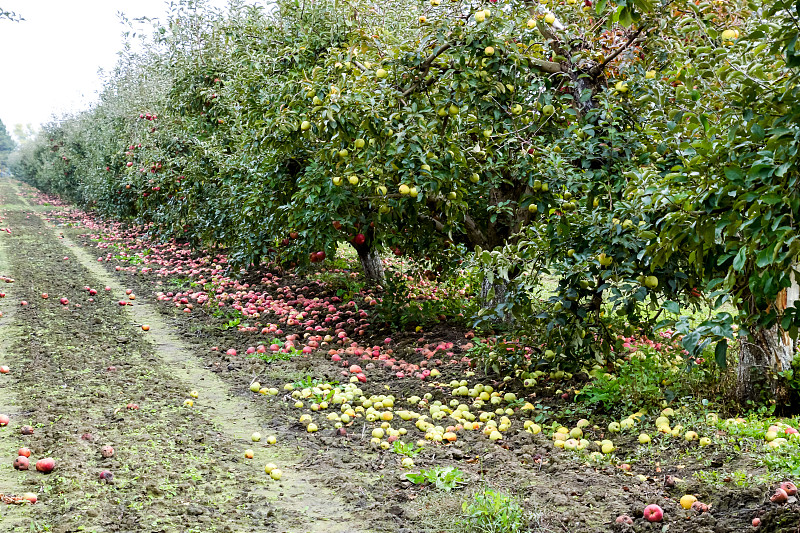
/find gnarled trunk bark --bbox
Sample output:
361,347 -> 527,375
737,275 -> 799,409
356,246 -> 385,285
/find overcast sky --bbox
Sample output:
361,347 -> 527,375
0,0 -> 237,139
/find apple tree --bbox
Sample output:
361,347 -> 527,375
630,0 -> 800,406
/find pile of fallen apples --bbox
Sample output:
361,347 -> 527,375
614,480 -> 797,528
4,424 -> 55,505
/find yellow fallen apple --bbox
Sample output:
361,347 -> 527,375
638,433 -> 651,444
680,494 -> 697,509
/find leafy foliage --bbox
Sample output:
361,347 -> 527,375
460,489 -> 527,533
405,466 -> 466,491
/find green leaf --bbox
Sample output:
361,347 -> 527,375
618,6 -> 634,27
714,340 -> 728,370
732,247 -> 747,272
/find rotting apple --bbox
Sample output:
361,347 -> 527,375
35,458 -> 55,474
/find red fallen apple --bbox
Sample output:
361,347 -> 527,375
19,301 -> 27,306
643,504 -> 663,522
0,366 -> 8,374
13,456 -> 29,470
615,515 -> 633,525
17,447 -> 31,457
59,298 -> 68,305
0,414 -> 9,426
771,487 -> 789,503
780,481 -> 797,496
41,293 -> 48,299
752,517 -> 761,527
21,425 -> 34,435
22,492 -> 37,504
691,501 -> 710,513
81,433 -> 94,441
99,470 -> 114,483
126,403 -> 139,410
100,445 -> 114,458
35,458 -> 55,473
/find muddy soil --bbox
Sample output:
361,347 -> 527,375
2,179 -> 799,533
0,182 -> 382,532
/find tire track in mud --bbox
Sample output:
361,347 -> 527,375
3,181 -> 373,533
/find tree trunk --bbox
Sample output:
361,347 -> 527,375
737,275 -> 799,408
355,245 -> 385,284
479,271 -> 511,323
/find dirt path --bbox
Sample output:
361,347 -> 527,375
0,180 -> 375,532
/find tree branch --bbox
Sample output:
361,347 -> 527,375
529,58 -> 563,74
400,42 -> 454,98
419,214 -> 445,233
588,26 -> 646,78
463,213 -> 487,249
